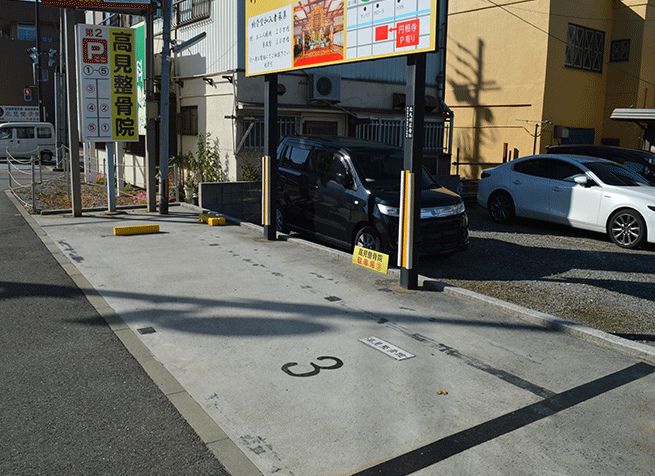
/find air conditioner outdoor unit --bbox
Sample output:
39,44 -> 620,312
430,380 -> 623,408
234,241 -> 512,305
308,74 -> 341,103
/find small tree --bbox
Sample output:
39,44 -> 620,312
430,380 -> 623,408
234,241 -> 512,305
172,133 -> 223,196
191,132 -> 222,183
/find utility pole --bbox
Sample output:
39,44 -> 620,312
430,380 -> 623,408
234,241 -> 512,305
159,0 -> 172,214
34,0 -> 44,121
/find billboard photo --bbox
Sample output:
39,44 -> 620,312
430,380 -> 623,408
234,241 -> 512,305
246,0 -> 436,76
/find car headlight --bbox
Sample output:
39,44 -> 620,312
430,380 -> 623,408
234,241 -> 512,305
420,202 -> 465,219
377,204 -> 400,216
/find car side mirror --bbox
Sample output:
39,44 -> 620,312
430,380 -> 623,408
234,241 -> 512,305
574,175 -> 590,187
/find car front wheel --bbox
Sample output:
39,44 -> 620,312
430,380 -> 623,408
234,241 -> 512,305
488,191 -> 515,224
608,209 -> 646,249
354,226 -> 382,252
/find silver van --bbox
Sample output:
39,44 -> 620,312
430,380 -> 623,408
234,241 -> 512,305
0,122 -> 56,162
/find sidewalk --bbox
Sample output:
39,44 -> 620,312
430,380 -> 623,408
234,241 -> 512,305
5,190 -> 655,476
0,191 -> 232,476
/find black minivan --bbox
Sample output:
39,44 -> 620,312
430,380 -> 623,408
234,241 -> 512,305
275,136 -> 469,256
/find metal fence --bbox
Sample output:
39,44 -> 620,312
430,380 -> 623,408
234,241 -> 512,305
237,116 -> 451,154
355,118 -> 451,153
237,117 -> 301,153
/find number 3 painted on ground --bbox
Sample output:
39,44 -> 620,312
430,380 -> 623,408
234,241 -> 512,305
281,356 -> 343,377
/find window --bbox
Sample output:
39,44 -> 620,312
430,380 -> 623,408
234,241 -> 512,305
287,146 -> 311,171
174,0 -> 211,27
513,159 -> 556,179
17,24 -> 35,41
553,161 -> 584,182
0,129 -> 12,140
37,127 -> 52,139
178,106 -> 198,135
565,23 -> 605,73
16,127 -> 35,139
610,39 -> 630,63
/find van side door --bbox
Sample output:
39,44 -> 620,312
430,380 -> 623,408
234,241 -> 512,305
13,126 -> 36,157
277,142 -> 315,231
313,150 -> 359,245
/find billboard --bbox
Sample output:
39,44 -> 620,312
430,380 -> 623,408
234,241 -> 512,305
246,0 -> 437,76
77,24 -> 138,142
0,106 -> 40,122
41,0 -> 151,9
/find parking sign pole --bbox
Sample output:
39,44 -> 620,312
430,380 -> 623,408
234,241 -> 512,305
64,7 -> 81,217
263,73 -> 278,241
400,53 -> 426,290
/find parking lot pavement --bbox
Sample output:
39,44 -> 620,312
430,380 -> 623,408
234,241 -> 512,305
15,198 -> 655,475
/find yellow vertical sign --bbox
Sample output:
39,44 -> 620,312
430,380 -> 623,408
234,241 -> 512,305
109,28 -> 137,142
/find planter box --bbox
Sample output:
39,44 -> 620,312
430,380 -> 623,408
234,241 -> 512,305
199,181 -> 261,224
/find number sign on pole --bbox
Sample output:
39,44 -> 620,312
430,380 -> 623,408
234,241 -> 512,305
76,24 -> 138,143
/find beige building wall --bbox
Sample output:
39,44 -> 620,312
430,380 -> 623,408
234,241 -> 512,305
602,0 -> 655,149
446,0 -> 552,179
446,0 -> 655,179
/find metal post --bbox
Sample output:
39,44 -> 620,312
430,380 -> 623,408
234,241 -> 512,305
35,0 -> 44,122
31,156 -> 36,213
263,73 -> 278,241
106,142 -> 116,212
145,11 -> 157,212
159,0 -> 172,215
400,53 -> 426,290
533,123 -> 538,155
64,8 -> 81,216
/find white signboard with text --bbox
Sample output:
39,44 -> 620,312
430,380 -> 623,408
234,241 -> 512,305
76,24 -> 138,142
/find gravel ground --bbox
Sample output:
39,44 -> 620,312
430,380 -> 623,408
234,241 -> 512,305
419,203 -> 655,346
11,171 -> 147,213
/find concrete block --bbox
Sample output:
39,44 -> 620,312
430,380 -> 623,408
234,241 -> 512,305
113,224 -> 160,235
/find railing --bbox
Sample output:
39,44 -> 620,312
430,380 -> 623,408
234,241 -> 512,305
355,118 -> 451,153
237,117 -> 301,153
173,0 -> 211,28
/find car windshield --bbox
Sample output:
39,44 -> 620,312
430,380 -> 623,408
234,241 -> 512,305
584,161 -> 651,186
349,149 -> 437,190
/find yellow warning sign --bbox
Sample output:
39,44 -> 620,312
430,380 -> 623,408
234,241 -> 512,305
352,246 -> 389,274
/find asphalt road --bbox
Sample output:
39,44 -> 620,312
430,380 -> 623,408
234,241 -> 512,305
0,181 -> 231,474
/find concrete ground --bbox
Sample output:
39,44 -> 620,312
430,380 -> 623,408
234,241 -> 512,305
11,194 -> 655,476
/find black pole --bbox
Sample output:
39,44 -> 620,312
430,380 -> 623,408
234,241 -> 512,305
400,53 -> 426,290
35,0 -> 43,122
145,10 -> 157,212
263,74 -> 278,241
159,0 -> 172,214
64,8 -> 81,216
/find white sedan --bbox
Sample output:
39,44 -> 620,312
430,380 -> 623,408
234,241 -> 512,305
477,154 -> 655,248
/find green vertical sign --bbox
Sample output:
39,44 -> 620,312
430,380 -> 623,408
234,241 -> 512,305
134,23 -> 146,136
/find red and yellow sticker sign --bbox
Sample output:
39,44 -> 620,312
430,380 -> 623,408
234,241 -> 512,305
352,246 -> 389,274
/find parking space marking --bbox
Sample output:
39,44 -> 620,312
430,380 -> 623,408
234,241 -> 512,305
353,362 -> 655,476
385,321 -> 556,398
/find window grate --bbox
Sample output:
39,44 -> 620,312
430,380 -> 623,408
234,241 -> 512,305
174,0 -> 211,28
565,23 -> 605,73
